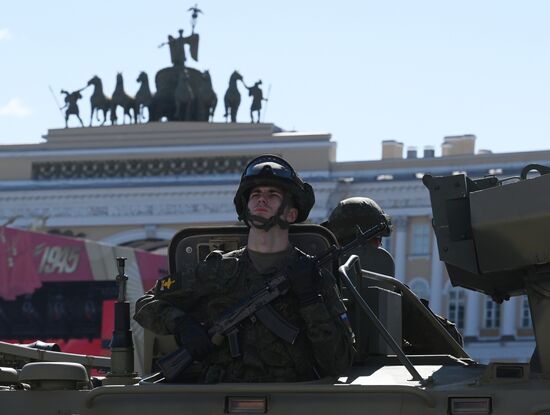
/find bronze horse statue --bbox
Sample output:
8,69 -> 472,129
150,66 -> 219,122
224,70 -> 243,123
110,73 -> 137,125
174,69 -> 194,121
87,75 -> 111,126
197,70 -> 217,121
135,71 -> 153,123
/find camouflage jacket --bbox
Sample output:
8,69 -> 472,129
134,246 -> 354,383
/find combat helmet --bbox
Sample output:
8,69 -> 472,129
234,155 -> 315,230
325,197 -> 392,245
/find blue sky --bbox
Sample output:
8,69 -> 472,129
1,1 -> 549,161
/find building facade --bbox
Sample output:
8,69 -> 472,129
1,123 -> 547,363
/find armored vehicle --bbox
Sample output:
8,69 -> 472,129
2,164 -> 550,414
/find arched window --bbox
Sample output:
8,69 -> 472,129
409,278 -> 430,301
448,287 -> 465,330
483,297 -> 501,329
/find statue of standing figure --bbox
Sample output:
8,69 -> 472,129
245,80 -> 268,123
159,29 -> 199,67
188,4 -> 203,34
60,88 -> 85,128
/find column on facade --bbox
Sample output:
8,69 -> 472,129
429,233 -> 444,315
463,290 -> 481,342
500,296 -> 517,341
393,216 -> 408,283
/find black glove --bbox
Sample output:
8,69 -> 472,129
286,255 -> 322,306
175,315 -> 214,361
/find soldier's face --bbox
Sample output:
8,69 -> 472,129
248,186 -> 297,223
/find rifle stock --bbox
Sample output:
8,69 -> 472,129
316,222 -> 388,267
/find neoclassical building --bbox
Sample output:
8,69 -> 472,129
1,123 -> 548,363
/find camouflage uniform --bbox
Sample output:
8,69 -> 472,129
134,245 -> 354,383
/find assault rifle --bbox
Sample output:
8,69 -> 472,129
157,222 -> 388,382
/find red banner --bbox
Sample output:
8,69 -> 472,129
0,226 -> 166,300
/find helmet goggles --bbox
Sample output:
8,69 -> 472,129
243,156 -> 298,183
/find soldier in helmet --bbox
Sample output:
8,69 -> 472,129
323,197 -> 394,277
324,197 -> 464,348
325,197 -> 392,247
134,155 -> 354,383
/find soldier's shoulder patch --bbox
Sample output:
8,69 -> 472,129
155,274 -> 182,295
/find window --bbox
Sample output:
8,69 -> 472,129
521,296 -> 532,329
483,298 -> 501,329
410,278 -> 430,301
448,287 -> 465,330
410,223 -> 430,256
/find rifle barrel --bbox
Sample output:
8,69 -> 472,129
317,222 -> 388,267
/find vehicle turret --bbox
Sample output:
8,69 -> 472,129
423,163 -> 550,377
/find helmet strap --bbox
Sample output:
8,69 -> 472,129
242,193 -> 292,231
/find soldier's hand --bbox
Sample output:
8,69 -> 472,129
286,255 -> 322,306
175,315 -> 214,361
